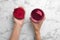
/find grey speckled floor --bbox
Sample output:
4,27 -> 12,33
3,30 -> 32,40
0,0 -> 60,40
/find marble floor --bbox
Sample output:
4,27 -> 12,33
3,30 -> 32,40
0,0 -> 60,40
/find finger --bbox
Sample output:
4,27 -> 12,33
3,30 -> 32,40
30,17 -> 33,22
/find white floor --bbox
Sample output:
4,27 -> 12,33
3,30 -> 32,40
0,0 -> 60,40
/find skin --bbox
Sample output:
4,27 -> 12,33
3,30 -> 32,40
9,17 -> 45,40
30,17 -> 45,40
9,18 -> 24,40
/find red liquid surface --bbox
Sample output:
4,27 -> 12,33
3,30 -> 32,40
31,8 -> 44,21
13,7 -> 25,19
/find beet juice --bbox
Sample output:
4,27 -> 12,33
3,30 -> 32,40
31,8 -> 44,22
13,7 -> 25,19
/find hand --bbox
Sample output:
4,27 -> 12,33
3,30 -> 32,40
10,17 -> 24,40
13,17 -> 24,27
30,17 -> 45,31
